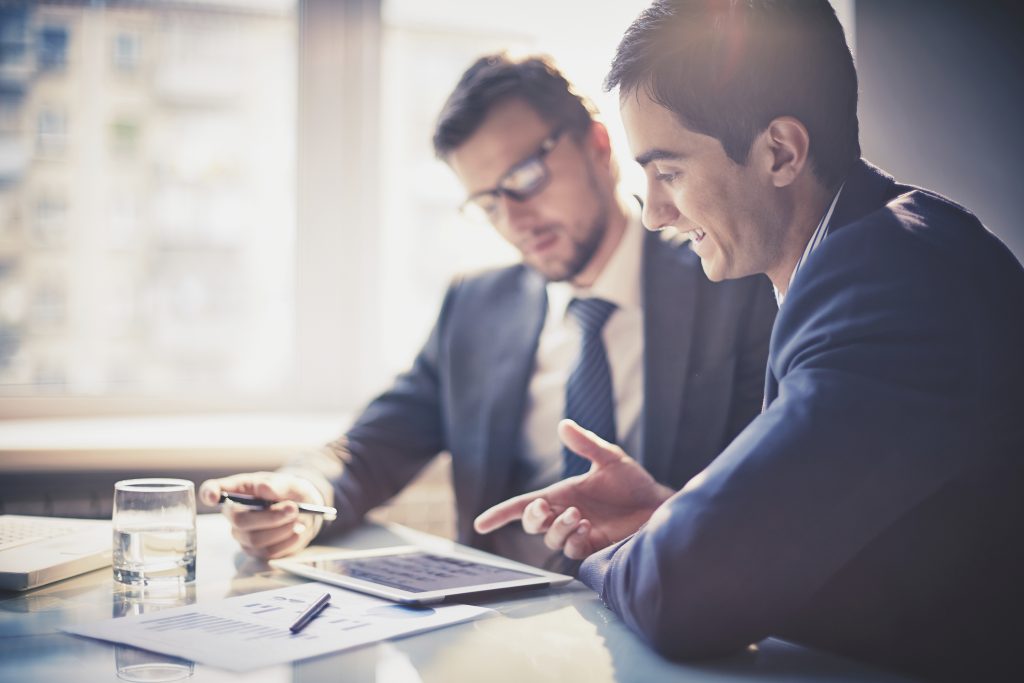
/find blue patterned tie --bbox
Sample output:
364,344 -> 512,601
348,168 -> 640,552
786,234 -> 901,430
562,297 -> 618,478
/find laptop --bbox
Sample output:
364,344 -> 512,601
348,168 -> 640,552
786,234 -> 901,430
0,515 -> 111,591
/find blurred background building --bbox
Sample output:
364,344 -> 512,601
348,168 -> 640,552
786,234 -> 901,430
0,0 -> 295,403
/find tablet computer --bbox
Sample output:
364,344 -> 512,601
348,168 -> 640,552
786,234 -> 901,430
270,546 -> 573,604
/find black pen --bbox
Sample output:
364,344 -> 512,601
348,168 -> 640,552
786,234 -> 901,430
218,492 -> 338,521
289,592 -> 331,634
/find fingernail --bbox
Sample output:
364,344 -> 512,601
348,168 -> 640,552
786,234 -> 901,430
576,526 -> 588,535
562,508 -> 579,525
293,523 -> 306,535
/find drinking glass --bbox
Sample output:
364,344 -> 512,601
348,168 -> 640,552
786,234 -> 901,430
112,478 -> 197,585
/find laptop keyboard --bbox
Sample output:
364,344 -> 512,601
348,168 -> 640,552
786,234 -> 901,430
0,517 -> 80,552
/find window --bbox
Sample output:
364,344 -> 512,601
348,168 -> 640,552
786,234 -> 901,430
36,25 -> 68,71
112,32 -> 140,72
0,8 -> 30,72
0,1 -> 296,410
109,119 -> 140,157
31,193 -> 67,247
35,107 -> 67,158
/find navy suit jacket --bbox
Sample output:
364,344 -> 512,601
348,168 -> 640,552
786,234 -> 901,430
579,160 -> 1024,682
292,227 -> 776,555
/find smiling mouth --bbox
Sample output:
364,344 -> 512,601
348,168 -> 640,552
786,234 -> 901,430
686,228 -> 706,243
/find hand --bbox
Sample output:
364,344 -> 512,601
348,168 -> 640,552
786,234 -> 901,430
199,472 -> 326,559
474,420 -> 674,560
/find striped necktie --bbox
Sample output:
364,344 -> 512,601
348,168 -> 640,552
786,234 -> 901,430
562,297 -> 618,478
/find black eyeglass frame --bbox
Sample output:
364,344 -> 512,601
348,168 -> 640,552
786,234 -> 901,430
459,126 -> 567,218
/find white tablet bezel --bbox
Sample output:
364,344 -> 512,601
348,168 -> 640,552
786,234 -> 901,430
270,545 -> 572,605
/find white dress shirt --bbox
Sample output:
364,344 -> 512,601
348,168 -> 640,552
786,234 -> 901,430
519,201 -> 646,489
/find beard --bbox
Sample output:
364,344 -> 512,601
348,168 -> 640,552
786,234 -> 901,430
530,162 -> 612,283
534,209 -> 609,283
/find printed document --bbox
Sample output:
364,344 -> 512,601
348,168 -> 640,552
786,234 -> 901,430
64,582 -> 493,671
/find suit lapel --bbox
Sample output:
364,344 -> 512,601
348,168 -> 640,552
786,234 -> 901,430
473,268 -> 547,514
641,230 -> 698,482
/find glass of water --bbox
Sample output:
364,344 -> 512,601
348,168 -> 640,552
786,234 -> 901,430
112,479 -> 197,586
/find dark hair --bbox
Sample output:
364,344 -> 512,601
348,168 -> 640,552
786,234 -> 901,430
433,53 -> 598,158
606,0 -> 860,188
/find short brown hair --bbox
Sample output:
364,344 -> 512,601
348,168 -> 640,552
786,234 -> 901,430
433,52 -> 597,158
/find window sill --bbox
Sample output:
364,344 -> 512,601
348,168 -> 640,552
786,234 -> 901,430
0,413 -> 345,472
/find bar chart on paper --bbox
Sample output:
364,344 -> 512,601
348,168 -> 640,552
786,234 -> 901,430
64,583 -> 493,671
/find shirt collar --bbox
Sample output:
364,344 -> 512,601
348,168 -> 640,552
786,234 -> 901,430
546,197 -> 644,321
775,182 -> 845,307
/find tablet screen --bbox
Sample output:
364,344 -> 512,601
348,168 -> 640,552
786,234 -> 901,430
306,551 -> 540,593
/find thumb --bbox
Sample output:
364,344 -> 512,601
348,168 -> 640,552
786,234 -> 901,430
198,473 -> 263,506
558,419 -> 621,468
198,479 -> 223,506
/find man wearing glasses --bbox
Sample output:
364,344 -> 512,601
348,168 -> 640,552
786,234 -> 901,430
200,53 -> 776,567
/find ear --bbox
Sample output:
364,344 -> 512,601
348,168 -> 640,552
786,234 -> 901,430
756,116 -> 810,189
585,120 -> 613,166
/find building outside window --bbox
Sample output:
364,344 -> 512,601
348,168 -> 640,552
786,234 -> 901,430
0,1 -> 296,410
36,24 -> 68,71
112,31 -> 140,72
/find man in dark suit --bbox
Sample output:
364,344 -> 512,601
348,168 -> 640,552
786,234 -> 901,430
199,53 -> 776,568
474,3 -> 1024,680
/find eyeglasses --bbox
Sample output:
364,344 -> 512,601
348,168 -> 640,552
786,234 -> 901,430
460,127 -> 566,221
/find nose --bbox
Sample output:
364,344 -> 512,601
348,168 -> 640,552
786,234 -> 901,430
641,183 -> 680,232
496,194 -> 539,234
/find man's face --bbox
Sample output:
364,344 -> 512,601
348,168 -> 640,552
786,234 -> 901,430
447,98 -> 613,282
620,89 -> 785,282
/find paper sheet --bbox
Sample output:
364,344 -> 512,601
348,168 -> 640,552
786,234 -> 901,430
64,582 -> 493,671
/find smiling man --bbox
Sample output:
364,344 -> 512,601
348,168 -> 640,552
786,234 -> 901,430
200,53 -> 776,570
473,3 -> 1024,681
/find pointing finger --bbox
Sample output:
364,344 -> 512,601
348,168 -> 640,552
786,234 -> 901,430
474,492 -> 539,534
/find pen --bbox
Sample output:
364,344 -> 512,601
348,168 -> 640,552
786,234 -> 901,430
289,592 -> 331,634
218,492 -> 338,521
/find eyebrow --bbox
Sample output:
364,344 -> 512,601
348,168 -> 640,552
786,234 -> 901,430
634,149 -> 687,167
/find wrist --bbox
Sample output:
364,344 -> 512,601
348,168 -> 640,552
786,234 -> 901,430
651,483 -> 675,509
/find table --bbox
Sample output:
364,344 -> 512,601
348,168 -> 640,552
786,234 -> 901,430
0,515 -> 919,683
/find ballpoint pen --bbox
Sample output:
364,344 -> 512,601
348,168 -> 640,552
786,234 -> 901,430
218,492 -> 338,521
289,592 -> 331,634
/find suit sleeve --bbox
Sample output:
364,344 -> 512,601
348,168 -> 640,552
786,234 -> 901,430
279,280 -> 460,532
578,223 -> 979,659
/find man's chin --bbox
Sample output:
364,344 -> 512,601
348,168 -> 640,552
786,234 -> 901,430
523,254 -> 577,282
531,263 -> 575,282
699,259 -> 727,282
